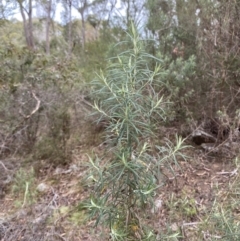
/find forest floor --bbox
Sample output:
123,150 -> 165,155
0,127 -> 240,241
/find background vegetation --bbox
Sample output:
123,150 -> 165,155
0,0 -> 240,240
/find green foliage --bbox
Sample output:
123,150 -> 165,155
0,29 -> 85,162
209,206 -> 240,240
160,55 -> 196,120
79,22 -> 121,82
2,2 -> 240,241
195,0 -> 240,116
201,156 -> 240,240
69,211 -> 87,225
166,193 -> 198,221
12,167 -> 37,207
92,30 -> 168,147
145,0 -> 200,121
85,24 -> 187,240
34,107 -> 71,164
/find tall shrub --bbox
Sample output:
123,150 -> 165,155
86,24 -> 186,240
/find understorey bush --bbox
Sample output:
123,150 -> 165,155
0,39 -> 86,164
85,24 -> 187,240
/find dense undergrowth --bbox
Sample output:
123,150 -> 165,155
1,1 -> 240,239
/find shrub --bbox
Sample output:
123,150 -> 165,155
85,24 -> 187,240
0,39 -> 87,165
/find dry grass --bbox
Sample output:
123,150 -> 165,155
0,127 -> 240,241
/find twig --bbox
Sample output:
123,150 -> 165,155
202,231 -> 222,239
48,233 -> 67,241
216,168 -> 238,177
22,181 -> 29,207
0,160 -> 9,171
182,222 -> 200,226
25,91 -> 41,119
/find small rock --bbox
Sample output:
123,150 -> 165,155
171,223 -> 179,231
36,183 -> 49,193
54,167 -> 64,175
33,214 -> 48,225
151,198 -> 163,213
69,164 -> 79,172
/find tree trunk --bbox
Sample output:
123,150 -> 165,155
80,10 -> 85,51
46,0 -> 52,54
28,0 -> 34,49
68,0 -> 72,57
19,2 -> 29,46
18,0 -> 34,49
72,0 -> 88,52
